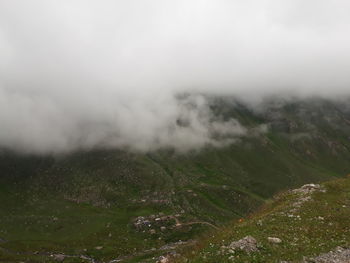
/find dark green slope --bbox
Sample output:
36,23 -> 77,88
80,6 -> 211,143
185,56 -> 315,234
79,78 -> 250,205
1,97 -> 350,262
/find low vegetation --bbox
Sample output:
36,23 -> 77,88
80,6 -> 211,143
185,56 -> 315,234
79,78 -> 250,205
175,176 -> 350,263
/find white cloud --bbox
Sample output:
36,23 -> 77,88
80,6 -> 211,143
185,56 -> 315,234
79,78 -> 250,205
0,0 -> 349,153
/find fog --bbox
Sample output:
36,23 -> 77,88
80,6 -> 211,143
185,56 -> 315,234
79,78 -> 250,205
1,0 -> 350,153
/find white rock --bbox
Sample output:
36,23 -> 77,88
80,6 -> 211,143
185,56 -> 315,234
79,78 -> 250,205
228,236 -> 258,253
159,256 -> 170,263
268,237 -> 282,244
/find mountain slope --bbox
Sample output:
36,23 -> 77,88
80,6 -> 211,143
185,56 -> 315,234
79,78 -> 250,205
176,176 -> 350,263
0,97 -> 350,262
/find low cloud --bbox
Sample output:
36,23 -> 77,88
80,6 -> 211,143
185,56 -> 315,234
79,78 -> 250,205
0,1 -> 350,153
0,90 -> 247,154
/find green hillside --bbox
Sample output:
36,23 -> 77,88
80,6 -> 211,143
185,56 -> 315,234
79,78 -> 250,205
1,97 -> 350,262
175,176 -> 350,263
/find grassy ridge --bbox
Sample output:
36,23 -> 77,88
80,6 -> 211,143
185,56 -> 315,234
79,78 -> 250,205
177,177 -> 350,263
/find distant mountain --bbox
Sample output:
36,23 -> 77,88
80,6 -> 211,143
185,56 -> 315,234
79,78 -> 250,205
1,97 -> 350,262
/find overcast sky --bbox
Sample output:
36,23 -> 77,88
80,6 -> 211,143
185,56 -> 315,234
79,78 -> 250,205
1,0 -> 350,154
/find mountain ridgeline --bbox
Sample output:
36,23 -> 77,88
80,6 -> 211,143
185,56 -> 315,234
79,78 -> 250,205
1,97 -> 350,262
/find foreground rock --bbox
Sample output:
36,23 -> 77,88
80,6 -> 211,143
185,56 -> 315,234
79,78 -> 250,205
303,247 -> 350,263
226,236 -> 258,253
292,184 -> 323,195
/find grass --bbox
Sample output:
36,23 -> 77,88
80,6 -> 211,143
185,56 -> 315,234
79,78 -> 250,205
177,176 -> 350,263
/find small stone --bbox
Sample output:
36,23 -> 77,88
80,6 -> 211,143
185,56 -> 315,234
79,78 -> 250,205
268,237 -> 282,244
228,249 -> 235,254
53,254 -> 65,261
158,256 -> 170,263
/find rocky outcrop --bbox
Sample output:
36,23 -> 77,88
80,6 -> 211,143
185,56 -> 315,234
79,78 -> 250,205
225,236 -> 259,253
302,247 -> 350,263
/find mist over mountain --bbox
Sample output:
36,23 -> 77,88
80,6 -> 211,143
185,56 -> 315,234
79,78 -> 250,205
1,0 -> 350,154
2,2 -> 350,262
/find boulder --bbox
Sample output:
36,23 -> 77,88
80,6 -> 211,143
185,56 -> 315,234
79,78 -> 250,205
228,236 -> 258,253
